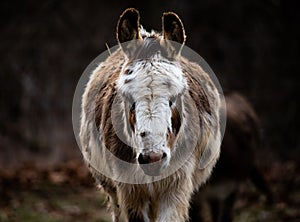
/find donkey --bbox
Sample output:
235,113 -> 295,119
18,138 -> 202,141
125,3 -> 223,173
80,8 -> 222,222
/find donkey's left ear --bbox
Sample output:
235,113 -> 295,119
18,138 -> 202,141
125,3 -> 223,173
162,12 -> 186,56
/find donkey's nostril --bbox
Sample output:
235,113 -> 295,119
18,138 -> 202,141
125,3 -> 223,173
138,153 -> 147,165
162,152 -> 167,159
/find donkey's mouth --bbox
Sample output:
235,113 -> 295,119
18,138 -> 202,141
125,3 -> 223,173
139,161 -> 167,176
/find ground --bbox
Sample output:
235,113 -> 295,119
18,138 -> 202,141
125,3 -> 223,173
0,159 -> 299,222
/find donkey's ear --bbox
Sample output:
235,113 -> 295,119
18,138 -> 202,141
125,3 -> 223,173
117,8 -> 141,44
162,12 -> 186,57
162,12 -> 186,44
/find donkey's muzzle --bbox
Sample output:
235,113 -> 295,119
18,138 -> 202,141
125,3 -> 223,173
138,151 -> 167,176
138,151 -> 166,164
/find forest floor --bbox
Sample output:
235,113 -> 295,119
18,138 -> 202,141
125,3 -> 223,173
0,159 -> 299,222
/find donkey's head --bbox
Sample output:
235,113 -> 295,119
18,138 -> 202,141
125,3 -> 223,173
116,9 -> 187,176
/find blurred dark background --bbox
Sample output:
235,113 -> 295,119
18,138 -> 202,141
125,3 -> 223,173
1,1 -> 299,221
1,0 -> 299,168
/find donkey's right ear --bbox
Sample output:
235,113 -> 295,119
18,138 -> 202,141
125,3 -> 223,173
161,12 -> 186,58
117,8 -> 141,44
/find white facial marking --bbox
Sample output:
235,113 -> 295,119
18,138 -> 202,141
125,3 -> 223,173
117,53 -> 187,163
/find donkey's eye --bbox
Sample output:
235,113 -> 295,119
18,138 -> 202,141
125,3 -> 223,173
124,69 -> 133,75
130,102 -> 136,112
129,102 -> 136,132
169,96 -> 176,107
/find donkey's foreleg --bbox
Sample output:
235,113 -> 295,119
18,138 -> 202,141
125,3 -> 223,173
156,201 -> 189,222
155,191 -> 191,222
117,186 -> 150,222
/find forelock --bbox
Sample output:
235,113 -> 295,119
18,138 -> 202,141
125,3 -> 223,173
139,26 -> 161,39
